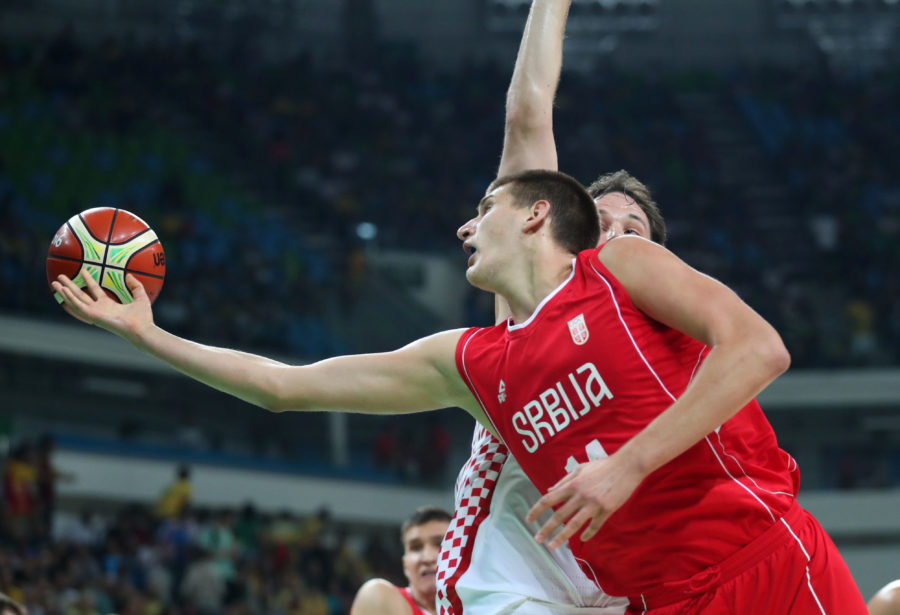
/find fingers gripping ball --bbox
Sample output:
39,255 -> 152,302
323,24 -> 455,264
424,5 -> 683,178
46,207 -> 166,304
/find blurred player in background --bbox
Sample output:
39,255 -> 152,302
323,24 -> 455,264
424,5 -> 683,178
351,506 -> 450,615
51,164 -> 868,613
869,580 -> 900,615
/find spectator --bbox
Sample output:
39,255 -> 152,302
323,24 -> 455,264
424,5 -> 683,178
34,434 -> 75,540
2,443 -> 38,547
154,466 -> 191,521
180,547 -> 226,615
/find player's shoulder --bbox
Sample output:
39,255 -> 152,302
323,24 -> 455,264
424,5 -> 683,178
593,235 -> 676,285
596,235 -> 662,263
413,328 -> 471,351
351,579 -> 412,615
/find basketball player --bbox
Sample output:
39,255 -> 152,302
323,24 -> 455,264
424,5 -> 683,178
352,506 -> 450,615
869,580 -> 900,615
438,1 -> 650,612
53,166 -> 868,613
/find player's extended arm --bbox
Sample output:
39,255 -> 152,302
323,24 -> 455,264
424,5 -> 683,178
494,0 -> 571,324
528,236 -> 791,547
497,0 -> 570,179
351,579 -> 413,615
52,270 -> 472,416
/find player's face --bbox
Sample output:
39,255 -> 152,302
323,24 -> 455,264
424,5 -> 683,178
402,519 -> 449,599
594,191 -> 651,244
457,185 -> 518,289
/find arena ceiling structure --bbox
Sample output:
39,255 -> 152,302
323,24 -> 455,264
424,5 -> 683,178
3,0 -> 898,70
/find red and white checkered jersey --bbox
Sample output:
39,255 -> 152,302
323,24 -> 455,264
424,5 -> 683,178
454,246 -> 800,599
436,424 -> 627,615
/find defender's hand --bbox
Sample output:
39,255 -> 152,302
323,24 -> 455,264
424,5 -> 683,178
52,267 -> 154,342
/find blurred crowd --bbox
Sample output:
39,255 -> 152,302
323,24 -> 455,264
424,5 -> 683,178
2,456 -> 399,615
729,66 -> 900,367
1,30 -> 899,367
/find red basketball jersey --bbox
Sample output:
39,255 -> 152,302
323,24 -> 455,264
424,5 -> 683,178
397,587 -> 429,615
455,245 -> 800,598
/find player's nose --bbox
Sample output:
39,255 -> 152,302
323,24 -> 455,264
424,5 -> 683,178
457,217 -> 475,241
605,223 -> 622,241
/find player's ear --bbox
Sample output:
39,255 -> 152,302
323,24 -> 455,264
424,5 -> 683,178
522,199 -> 551,234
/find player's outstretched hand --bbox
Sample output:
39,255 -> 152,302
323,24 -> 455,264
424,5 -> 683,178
52,268 -> 154,342
525,454 -> 644,549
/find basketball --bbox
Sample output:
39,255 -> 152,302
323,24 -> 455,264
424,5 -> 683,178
46,207 -> 166,305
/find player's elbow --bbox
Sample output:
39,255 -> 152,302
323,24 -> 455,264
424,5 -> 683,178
263,391 -> 310,414
754,329 -> 791,380
505,84 -> 552,136
256,366 -> 307,413
771,340 -> 791,377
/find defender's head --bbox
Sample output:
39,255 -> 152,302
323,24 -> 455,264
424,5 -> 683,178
588,169 -> 666,245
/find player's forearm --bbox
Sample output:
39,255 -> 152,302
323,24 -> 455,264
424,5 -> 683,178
616,331 -> 790,478
506,0 -> 570,129
131,323 -> 288,411
499,0 -> 570,175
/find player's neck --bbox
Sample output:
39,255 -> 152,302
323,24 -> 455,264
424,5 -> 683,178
409,588 -> 437,615
502,249 -> 575,325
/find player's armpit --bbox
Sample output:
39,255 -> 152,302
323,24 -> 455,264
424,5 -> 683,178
268,328 -> 473,416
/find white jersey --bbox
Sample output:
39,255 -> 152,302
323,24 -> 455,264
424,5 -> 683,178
436,425 -> 627,615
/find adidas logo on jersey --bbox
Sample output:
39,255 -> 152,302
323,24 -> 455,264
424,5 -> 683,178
498,379 -> 507,403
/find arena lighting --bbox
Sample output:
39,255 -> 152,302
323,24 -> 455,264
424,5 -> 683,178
355,222 -> 378,241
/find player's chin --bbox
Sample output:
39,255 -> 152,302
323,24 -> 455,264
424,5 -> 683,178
465,267 -> 490,291
416,572 -> 437,591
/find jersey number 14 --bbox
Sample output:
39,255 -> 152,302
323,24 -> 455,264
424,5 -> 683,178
565,439 -> 608,473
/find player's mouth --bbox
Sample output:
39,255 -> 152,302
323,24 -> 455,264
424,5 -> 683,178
463,243 -> 477,266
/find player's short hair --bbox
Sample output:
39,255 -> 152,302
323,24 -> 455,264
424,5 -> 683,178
400,505 -> 452,540
587,170 -> 667,246
0,592 -> 26,615
490,169 -> 600,254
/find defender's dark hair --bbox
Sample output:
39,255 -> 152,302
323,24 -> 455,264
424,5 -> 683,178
587,169 -> 666,245
490,169 -> 600,254
401,505 -> 452,540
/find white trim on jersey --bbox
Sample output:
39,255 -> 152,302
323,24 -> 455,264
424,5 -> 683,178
459,330 -> 503,439
779,517 -> 828,614
507,259 -> 577,332
586,259 -> 781,521
586,255 -> 833,604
